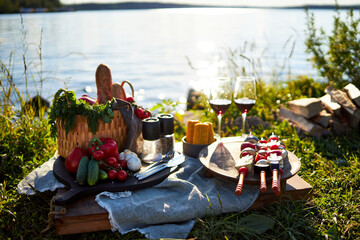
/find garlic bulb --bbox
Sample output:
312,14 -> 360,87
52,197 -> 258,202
119,149 -> 141,171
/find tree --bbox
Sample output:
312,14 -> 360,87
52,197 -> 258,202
305,8 -> 360,89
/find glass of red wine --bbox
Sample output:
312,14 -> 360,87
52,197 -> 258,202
234,76 -> 256,139
209,77 -> 232,139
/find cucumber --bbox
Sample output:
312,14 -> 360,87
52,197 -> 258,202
87,158 -> 99,186
76,156 -> 89,185
99,169 -> 108,181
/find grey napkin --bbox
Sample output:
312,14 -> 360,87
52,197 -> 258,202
17,153 -> 65,195
95,156 -> 260,239
17,154 -> 260,239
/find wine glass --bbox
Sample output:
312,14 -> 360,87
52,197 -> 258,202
208,77 -> 232,139
233,76 -> 256,139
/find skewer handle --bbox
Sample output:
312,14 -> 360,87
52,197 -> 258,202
235,172 -> 245,196
278,169 -> 283,194
260,171 -> 267,192
272,169 -> 280,195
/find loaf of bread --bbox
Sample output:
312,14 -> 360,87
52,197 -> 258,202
96,64 -> 113,104
111,82 -> 126,100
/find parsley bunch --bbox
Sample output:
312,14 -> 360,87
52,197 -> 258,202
48,89 -> 114,138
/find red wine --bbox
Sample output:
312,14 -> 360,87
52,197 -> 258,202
234,98 -> 256,113
209,99 -> 232,115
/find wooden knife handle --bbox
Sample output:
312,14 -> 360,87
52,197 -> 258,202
260,171 -> 267,192
272,169 -> 280,195
235,172 -> 245,196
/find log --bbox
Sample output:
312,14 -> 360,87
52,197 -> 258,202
330,117 -> 352,135
311,110 -> 332,128
320,94 -> 341,117
325,86 -> 360,128
343,83 -> 360,107
288,98 -> 323,119
279,106 -> 330,138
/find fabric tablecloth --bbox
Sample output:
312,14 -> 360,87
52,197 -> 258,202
18,152 -> 260,239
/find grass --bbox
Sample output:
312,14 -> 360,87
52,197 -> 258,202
1,15 -> 360,240
1,82 -> 359,239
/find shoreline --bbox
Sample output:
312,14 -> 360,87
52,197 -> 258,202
3,2 -> 360,14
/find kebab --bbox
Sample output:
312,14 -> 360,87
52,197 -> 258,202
234,154 -> 253,196
266,134 -> 287,195
235,141 -> 257,196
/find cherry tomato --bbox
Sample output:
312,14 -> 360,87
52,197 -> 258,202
113,163 -> 121,169
143,111 -> 151,119
125,96 -> 134,103
119,160 -> 127,169
135,108 -> 144,118
99,163 -> 106,170
106,157 -> 117,166
117,170 -> 127,181
93,150 -> 105,160
108,169 -> 118,180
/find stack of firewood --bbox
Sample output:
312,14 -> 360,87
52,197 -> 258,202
279,83 -> 360,137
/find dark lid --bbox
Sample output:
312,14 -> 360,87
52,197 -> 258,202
158,114 -> 174,135
142,118 -> 160,140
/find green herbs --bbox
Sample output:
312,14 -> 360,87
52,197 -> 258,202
48,89 -> 114,138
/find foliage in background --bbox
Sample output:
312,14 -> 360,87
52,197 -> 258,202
306,8 -> 360,89
0,0 -> 62,13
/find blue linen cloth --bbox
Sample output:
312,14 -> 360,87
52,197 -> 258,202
18,154 -> 260,239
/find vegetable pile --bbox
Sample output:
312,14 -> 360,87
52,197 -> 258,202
65,137 -> 142,186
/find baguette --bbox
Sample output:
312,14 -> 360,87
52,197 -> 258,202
96,64 -> 113,104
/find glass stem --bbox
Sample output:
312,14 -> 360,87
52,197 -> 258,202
242,112 -> 247,136
218,114 -> 222,139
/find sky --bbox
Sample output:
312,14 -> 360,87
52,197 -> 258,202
60,0 -> 360,7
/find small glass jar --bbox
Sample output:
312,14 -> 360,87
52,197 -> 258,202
158,113 -> 175,155
142,118 -> 162,163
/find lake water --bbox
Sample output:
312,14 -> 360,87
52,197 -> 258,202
0,7 -> 342,108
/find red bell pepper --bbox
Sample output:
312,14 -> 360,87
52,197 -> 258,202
88,137 -> 119,161
65,147 -> 88,173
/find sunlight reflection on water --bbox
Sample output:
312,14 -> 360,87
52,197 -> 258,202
0,7 -> 339,108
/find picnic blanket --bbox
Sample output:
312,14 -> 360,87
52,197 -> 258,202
18,153 -> 260,239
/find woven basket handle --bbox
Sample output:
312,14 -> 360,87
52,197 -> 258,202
121,80 -> 134,98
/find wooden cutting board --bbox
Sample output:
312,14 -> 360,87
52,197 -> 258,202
53,156 -> 174,205
198,140 -> 301,184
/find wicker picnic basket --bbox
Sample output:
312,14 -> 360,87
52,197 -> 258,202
56,110 -> 128,158
56,80 -> 134,159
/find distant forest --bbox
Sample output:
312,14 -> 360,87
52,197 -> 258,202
0,0 -> 62,13
0,1 -> 359,14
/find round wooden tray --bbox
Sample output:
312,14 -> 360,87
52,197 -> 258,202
198,139 -> 301,184
53,156 -> 175,205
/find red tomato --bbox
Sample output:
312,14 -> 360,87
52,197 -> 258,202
119,160 -> 127,169
99,163 -> 106,170
113,163 -> 121,169
142,111 -> 151,119
108,169 -> 118,180
93,150 -> 105,160
117,170 -> 127,181
125,96 -> 134,103
135,108 -> 144,119
106,157 -> 117,166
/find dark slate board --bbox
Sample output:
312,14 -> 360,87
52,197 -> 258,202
53,156 -> 174,205
199,140 -> 301,184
